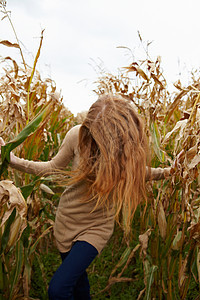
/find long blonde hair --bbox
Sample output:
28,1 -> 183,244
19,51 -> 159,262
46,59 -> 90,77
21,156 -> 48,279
72,94 -> 148,231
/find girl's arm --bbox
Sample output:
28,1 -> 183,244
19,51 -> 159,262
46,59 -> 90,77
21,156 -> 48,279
145,166 -> 171,181
0,125 -> 80,177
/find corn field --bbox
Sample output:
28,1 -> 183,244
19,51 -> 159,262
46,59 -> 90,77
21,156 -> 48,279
1,3 -> 200,299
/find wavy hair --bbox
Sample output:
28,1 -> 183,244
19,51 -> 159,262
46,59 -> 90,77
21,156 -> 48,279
72,94 -> 148,233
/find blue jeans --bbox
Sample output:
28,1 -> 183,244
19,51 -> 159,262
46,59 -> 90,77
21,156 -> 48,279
48,241 -> 98,300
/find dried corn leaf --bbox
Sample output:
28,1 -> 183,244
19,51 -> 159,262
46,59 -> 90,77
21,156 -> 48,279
165,89 -> 190,123
151,73 -> 165,89
125,63 -> 149,81
178,255 -> 188,289
163,119 -> 187,144
188,221 -> 200,242
186,145 -> 198,160
188,154 -> 200,170
0,180 -> 27,226
157,202 -> 167,240
172,231 -> 182,250
139,229 -> 151,256
4,56 -> 18,78
0,40 -> 20,48
0,180 -> 27,251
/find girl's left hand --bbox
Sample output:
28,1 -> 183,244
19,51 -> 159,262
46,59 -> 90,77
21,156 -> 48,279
0,137 -> 5,159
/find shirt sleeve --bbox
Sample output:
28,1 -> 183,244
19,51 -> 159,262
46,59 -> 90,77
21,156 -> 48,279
145,167 -> 171,181
9,125 -> 81,177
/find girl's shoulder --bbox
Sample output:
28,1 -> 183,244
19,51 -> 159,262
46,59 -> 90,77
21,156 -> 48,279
68,124 -> 81,136
63,125 -> 81,151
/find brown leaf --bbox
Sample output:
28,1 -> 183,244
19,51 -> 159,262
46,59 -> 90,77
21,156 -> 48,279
0,40 -> 20,48
178,255 -> 188,289
151,73 -> 165,89
157,202 -> 167,240
188,222 -> 200,242
172,231 -> 182,250
163,119 -> 188,143
188,155 -> 200,170
186,145 -> 198,160
5,56 -> 19,78
165,89 -> 190,123
147,60 -> 156,73
0,180 -> 27,226
0,180 -> 28,251
139,229 -> 151,256
125,63 -> 149,81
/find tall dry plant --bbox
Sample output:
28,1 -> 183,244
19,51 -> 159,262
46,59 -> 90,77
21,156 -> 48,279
0,4 -> 75,298
93,54 -> 200,298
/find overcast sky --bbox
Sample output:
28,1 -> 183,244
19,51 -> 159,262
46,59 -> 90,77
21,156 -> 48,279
1,0 -> 200,115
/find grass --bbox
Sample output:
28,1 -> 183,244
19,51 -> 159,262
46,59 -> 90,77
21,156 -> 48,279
29,225 -> 145,299
29,223 -> 200,300
29,244 -> 61,300
89,227 -> 144,299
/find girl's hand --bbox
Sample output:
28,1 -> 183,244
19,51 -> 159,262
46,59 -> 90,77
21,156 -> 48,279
0,137 -> 5,158
0,137 -> 5,147
164,167 -> 172,178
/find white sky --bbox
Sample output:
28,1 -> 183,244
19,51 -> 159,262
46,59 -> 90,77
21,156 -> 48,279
1,0 -> 200,115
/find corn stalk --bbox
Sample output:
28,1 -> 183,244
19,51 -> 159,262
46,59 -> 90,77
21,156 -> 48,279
94,54 -> 200,298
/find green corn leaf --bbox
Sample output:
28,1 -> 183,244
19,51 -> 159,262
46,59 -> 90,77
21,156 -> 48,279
35,253 -> 48,296
171,231 -> 182,251
110,246 -> 132,277
9,240 -> 24,300
21,223 -> 30,249
0,104 -> 50,176
145,265 -> 158,300
0,257 -> 3,291
0,208 -> 16,254
29,226 -> 53,256
186,243 -> 196,274
161,224 -> 176,259
19,176 -> 40,199
150,121 -> 165,162
116,247 -> 131,269
168,255 -> 177,279
23,248 -> 32,297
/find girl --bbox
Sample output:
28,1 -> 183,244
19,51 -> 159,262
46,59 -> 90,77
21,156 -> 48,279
0,94 -> 170,299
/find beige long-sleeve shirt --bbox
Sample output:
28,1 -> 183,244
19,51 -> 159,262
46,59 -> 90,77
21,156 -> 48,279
10,125 -> 169,253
